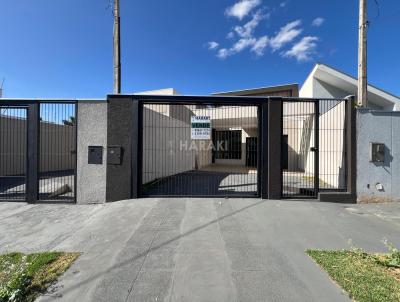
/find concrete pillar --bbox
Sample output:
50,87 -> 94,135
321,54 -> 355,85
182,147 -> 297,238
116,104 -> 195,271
76,101 -> 107,204
106,96 -> 134,202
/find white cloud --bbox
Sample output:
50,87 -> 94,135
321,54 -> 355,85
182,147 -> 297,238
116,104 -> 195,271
207,41 -> 219,50
234,10 -> 264,38
312,17 -> 325,27
211,3 -> 318,61
227,32 -> 235,39
217,48 -> 230,59
232,38 -> 257,53
251,36 -> 269,56
225,0 -> 261,20
282,36 -> 318,61
217,38 -> 255,58
270,20 -> 302,51
216,36 -> 268,59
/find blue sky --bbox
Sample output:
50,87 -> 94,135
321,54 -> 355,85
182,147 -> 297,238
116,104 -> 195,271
0,0 -> 399,98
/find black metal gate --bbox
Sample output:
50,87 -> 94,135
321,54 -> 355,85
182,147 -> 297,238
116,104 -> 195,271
0,101 -> 77,203
282,99 -> 347,198
141,103 -> 259,197
39,103 -> 77,202
0,107 -> 28,201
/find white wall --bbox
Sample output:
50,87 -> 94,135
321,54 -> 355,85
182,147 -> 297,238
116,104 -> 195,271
142,107 -> 197,184
305,101 -> 346,188
282,118 -> 310,172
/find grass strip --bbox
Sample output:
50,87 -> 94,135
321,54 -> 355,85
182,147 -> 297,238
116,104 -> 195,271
0,252 -> 79,302
307,250 -> 400,302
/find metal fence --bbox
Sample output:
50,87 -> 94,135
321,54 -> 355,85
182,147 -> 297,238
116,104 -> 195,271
0,107 -> 28,201
141,103 -> 259,197
0,101 -> 77,203
39,103 -> 77,202
281,99 -> 348,198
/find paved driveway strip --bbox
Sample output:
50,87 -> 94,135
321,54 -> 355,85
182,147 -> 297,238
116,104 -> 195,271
0,199 -> 399,302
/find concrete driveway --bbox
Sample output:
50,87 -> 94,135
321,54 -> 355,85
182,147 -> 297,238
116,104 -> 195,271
0,199 -> 399,302
143,171 -> 257,196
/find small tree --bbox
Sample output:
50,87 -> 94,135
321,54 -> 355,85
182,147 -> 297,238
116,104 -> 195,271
62,116 -> 76,126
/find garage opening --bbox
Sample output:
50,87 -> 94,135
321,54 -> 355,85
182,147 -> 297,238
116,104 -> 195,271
141,103 -> 259,197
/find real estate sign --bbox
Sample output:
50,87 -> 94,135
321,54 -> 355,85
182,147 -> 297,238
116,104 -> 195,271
191,116 -> 211,140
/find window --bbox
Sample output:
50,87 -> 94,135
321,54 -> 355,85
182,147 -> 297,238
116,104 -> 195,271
213,130 -> 242,159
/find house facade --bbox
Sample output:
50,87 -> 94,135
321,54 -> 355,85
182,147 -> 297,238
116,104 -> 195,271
1,63 -> 399,203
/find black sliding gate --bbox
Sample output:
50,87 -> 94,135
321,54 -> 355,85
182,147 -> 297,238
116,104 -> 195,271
282,99 -> 348,198
0,101 -> 77,202
141,103 -> 260,197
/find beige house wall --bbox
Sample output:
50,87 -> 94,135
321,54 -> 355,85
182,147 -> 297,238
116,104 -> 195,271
142,107 -> 196,184
0,115 -> 75,176
0,115 -> 27,176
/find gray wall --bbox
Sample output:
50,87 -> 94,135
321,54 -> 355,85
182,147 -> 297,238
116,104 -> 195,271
106,97 -> 133,202
76,101 -> 107,204
357,109 -> 400,202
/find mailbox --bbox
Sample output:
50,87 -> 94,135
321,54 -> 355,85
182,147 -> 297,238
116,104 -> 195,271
107,146 -> 122,165
88,146 -> 103,164
370,143 -> 385,163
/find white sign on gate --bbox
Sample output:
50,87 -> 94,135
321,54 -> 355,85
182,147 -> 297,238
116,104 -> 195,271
191,116 -> 211,140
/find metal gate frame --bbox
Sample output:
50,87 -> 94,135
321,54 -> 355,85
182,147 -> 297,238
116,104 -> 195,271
135,98 -> 263,198
0,99 -> 78,203
281,98 -> 351,199
281,99 -> 319,199
122,95 -> 352,200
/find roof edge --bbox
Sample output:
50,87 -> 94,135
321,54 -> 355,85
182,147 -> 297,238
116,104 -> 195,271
212,83 -> 299,97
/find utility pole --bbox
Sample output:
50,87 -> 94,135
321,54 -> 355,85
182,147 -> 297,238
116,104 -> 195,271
113,0 -> 121,94
358,0 -> 368,107
0,78 -> 4,98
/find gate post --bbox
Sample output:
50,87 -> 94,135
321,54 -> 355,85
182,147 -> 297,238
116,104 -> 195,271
26,103 -> 39,203
106,95 -> 134,202
268,97 -> 282,199
131,100 -> 142,199
260,102 -> 268,199
314,100 -> 320,197
346,96 -> 357,198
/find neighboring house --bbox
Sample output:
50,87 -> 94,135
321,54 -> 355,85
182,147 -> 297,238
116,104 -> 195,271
213,84 -> 299,98
300,63 -> 400,111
